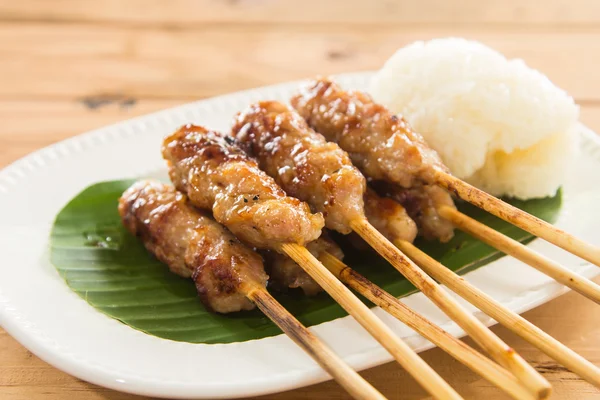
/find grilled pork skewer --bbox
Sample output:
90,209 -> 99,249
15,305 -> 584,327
291,78 -> 455,243
118,180 -> 386,400
119,180 -> 267,313
292,78 -> 600,266
232,100 -> 550,399
162,125 -> 463,400
294,78 -> 600,298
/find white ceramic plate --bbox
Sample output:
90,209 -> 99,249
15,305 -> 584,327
1,72 -> 599,399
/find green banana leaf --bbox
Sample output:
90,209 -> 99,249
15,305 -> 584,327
50,180 -> 562,344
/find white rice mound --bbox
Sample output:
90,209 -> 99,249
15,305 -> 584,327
370,38 -> 579,199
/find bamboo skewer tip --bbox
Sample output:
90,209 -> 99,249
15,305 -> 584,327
280,242 -> 464,400
350,218 -> 551,399
438,205 -> 600,305
244,285 -> 387,400
319,252 -> 535,400
396,240 -> 600,400
433,169 -> 600,268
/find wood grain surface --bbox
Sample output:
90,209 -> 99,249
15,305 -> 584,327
1,1 -> 599,399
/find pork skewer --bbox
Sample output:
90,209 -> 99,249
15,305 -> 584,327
292,78 -> 600,267
118,180 -> 387,400
162,125 -> 462,400
376,183 -> 600,304
294,78 -> 600,305
232,101 -> 550,399
363,187 -> 600,387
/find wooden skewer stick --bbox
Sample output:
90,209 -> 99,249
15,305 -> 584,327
243,284 -> 386,400
439,206 -> 600,305
318,252 -> 535,400
396,240 -> 600,389
433,169 -> 600,268
280,243 -> 464,400
350,218 -> 551,400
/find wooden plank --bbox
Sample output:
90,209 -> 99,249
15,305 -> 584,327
580,104 -> 600,133
1,0 -> 600,26
1,23 -> 599,101
2,283 -> 599,400
0,99 -> 182,165
2,3 -> 600,399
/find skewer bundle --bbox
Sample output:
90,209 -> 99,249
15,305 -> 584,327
161,124 -> 462,399
118,78 -> 600,400
231,99 -> 547,397
290,78 -> 600,385
118,181 -> 384,399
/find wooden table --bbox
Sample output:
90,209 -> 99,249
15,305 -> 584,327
1,1 -> 599,399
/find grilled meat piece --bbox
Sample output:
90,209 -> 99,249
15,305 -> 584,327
364,188 -> 418,244
232,101 -> 366,234
291,78 -> 448,187
267,235 -> 344,296
291,79 -> 455,242
118,180 -> 268,313
162,125 -> 324,250
373,182 -> 456,243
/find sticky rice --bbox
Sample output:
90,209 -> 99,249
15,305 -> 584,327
370,38 -> 579,199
